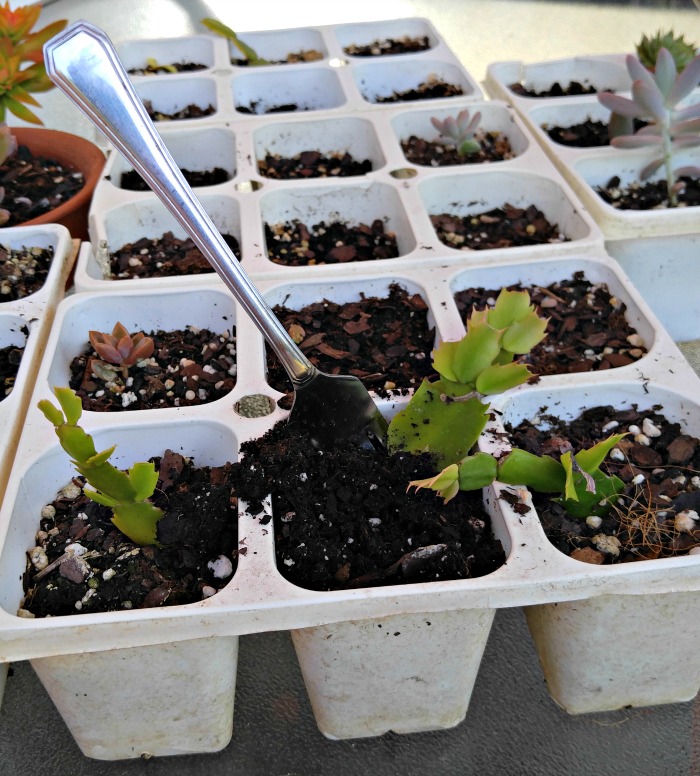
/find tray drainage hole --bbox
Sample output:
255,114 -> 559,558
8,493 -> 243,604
235,394 -> 275,417
390,167 -> 417,179
236,180 -> 263,193
329,57 -> 349,68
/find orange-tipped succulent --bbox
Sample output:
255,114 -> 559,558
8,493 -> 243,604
0,2 -> 67,125
89,322 -> 155,368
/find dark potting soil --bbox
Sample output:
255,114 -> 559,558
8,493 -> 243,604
0,145 -> 85,227
543,118 -> 648,148
119,166 -> 229,190
21,450 -> 238,617
343,36 -> 431,56
454,272 -> 647,376
431,204 -> 568,251
372,76 -> 464,103
143,99 -> 215,121
68,325 -> 237,411
108,231 -> 240,279
232,49 -> 324,66
509,81 -> 610,98
0,340 -> 24,400
127,61 -> 207,75
596,175 -> 700,210
0,244 -> 54,300
258,150 -> 372,179
401,130 -> 515,167
506,405 -> 700,564
265,219 -> 399,266
236,102 -> 303,115
230,422 -> 505,591
266,284 -> 436,403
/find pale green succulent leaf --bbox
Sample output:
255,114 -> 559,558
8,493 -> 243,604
475,362 -> 532,395
497,448 -> 566,492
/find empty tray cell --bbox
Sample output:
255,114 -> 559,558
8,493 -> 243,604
260,181 -> 416,266
135,76 -> 218,121
233,67 -> 345,115
254,116 -> 384,179
119,35 -> 216,75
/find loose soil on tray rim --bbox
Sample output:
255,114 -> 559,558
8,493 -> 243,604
0,340 -> 24,400
265,218 -> 399,266
0,145 -> 85,227
258,150 -> 372,179
21,450 -> 238,617
454,272 -> 647,376
401,130 -> 515,167
505,404 -> 700,564
343,36 -> 431,56
107,230 -> 240,279
596,175 -> 700,210
230,422 -> 505,592
0,244 -> 54,300
266,284 -> 436,404
432,203 -> 568,251
69,325 -> 237,411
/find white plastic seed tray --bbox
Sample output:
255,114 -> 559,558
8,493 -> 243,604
0,225 -> 74,506
484,55 -> 700,239
117,17 -> 483,122
78,94 -> 603,292
0,249 -> 697,663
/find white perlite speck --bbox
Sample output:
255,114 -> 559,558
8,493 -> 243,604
675,510 -> 699,533
592,534 -> 621,556
642,418 -> 662,438
207,555 -> 233,579
585,516 -> 602,530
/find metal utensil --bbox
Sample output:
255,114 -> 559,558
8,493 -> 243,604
44,21 -> 387,449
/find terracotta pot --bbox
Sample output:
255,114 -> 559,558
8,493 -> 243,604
10,127 -> 105,241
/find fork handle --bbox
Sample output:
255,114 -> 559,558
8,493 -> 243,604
44,20 -> 315,388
